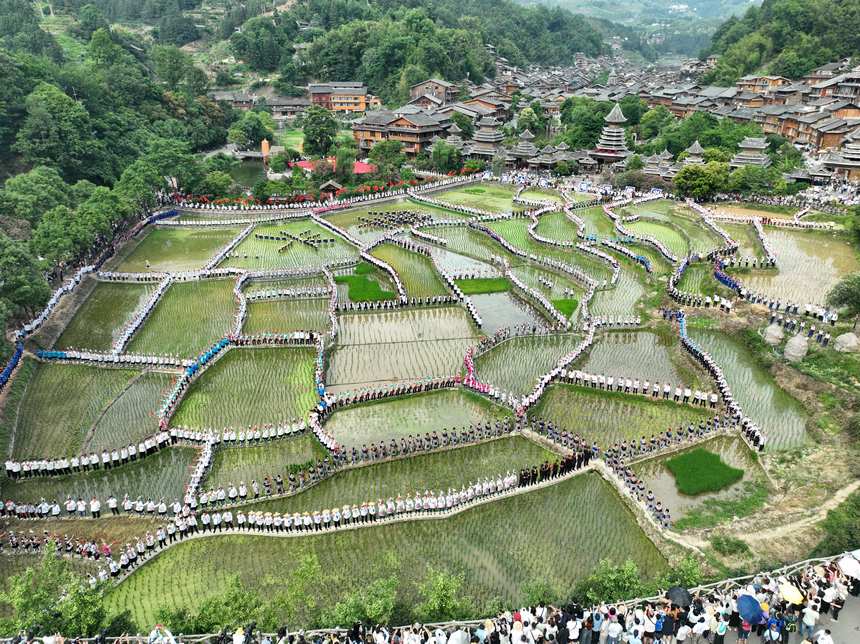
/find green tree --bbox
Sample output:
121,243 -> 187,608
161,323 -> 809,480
673,162 -> 730,200
0,165 -> 70,224
30,205 -> 77,266
430,141 -> 462,173
156,10 -> 199,47
75,4 -> 109,40
827,273 -> 860,329
14,82 -> 95,180
626,154 -> 644,171
199,171 -> 235,197
0,231 -> 51,316
369,140 -> 406,183
451,112 -> 474,140
415,568 -> 475,622
115,159 -> 165,214
573,559 -> 644,605
303,106 -> 338,157
227,110 -> 275,151
0,543 -> 106,636
334,145 -> 356,185
323,576 -> 398,627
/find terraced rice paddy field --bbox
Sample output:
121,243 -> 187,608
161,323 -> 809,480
108,226 -> 241,273
0,447 -> 196,504
243,275 -> 329,294
733,228 -> 859,305
325,389 -> 511,448
106,473 -> 668,626
127,279 -> 236,356
530,384 -> 715,446
253,436 -> 554,514
534,211 -> 581,243
221,220 -> 359,271
425,225 -> 521,267
633,435 -> 768,521
6,361 -> 144,459
433,183 -> 519,212
172,347 -> 317,429
475,334 -> 584,397
721,223 -> 766,258
426,246 -> 497,274
579,206 -> 617,238
511,265 -> 584,314
589,261 -> 647,318
687,329 -> 806,449
624,200 -> 722,256
326,308 -> 477,393
54,281 -> 156,351
709,203 -> 798,220
204,433 -> 329,488
324,199 -> 469,245
677,263 -> 735,299
626,220 -> 689,258
521,188 -> 565,204
243,299 -> 331,335
578,330 -> 705,388
369,243 -> 450,297
469,292 -> 547,333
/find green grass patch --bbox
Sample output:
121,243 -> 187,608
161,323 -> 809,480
710,534 -> 751,557
334,274 -> 396,301
552,298 -> 579,317
370,244 -> 449,298
454,277 -> 511,294
673,481 -> 769,530
810,490 -> 860,557
665,448 -> 744,495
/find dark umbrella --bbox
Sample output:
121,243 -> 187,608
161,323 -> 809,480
666,586 -> 692,608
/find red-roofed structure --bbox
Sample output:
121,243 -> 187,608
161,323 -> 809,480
290,158 -> 377,174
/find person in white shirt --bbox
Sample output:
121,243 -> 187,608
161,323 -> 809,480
814,629 -> 834,644
675,623 -> 691,643
89,497 -> 101,518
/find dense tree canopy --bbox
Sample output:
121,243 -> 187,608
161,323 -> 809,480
704,0 -> 860,85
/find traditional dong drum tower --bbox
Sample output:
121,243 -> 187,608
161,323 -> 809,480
730,137 -> 771,168
683,140 -> 705,165
589,103 -> 630,166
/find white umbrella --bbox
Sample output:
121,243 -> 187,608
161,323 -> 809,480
838,555 -> 860,579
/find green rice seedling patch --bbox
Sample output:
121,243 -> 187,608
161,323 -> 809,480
369,244 -> 449,297
172,347 -> 317,430
0,446 -> 196,504
688,329 -> 806,449
252,436 -> 554,514
55,282 -> 156,351
10,362 -> 140,459
334,262 -> 397,302
425,226 -> 521,267
244,299 -> 331,335
530,384 -> 713,446
337,307 -> 476,345
325,389 -> 512,448
454,277 -> 511,294
106,472 -> 667,627
721,223 -> 767,258
434,183 -> 519,212
626,220 -> 688,258
325,199 -> 469,246
734,228 -> 859,306
280,128 -> 305,152
511,264 -> 586,315
222,220 -> 359,271
203,433 -> 329,488
552,299 -> 578,316
126,279 -> 236,356
535,211 -> 580,244
678,263 -> 735,299
521,188 -> 565,204
243,275 -> 329,294
589,261 -> 647,318
579,330 -> 705,389
664,447 -> 744,495
87,371 -> 175,453
475,333 -> 583,397
580,206 -> 617,238
109,227 -> 241,273
487,219 -> 613,282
